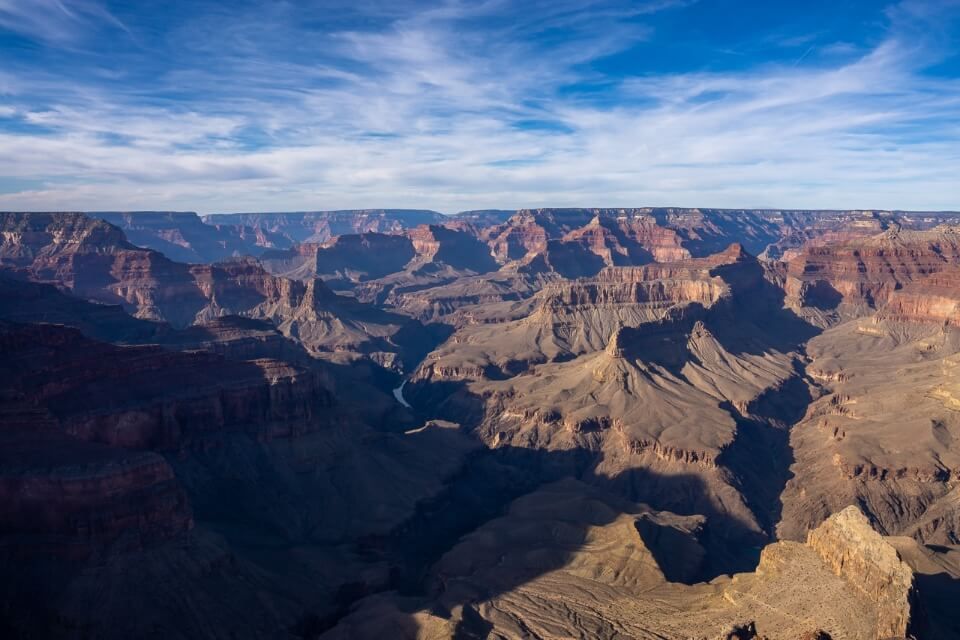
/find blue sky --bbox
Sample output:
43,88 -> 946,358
0,0 -> 959,213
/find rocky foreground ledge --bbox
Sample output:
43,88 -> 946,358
324,489 -> 925,639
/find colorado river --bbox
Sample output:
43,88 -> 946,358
393,379 -> 412,408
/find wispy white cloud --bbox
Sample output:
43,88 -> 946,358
0,0 -> 127,44
0,0 -> 958,212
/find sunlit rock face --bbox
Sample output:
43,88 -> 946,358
784,226 -> 960,314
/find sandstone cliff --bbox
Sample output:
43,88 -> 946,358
878,266 -> 960,325
412,243 -> 759,383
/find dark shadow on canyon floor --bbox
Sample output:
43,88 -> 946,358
299,441 -> 763,637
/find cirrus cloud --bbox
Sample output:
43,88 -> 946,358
0,0 -> 958,213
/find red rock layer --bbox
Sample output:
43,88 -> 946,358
0,322 -> 334,450
878,266 -> 960,325
485,212 -> 551,262
403,224 -> 497,272
615,214 -> 691,262
0,404 -> 192,557
539,278 -> 727,310
482,208 -> 774,270
785,227 -> 960,312
560,216 -> 636,266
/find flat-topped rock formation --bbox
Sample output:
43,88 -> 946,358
261,233 -> 417,283
358,269 -> 546,325
404,224 -> 498,273
761,214 -> 889,261
537,243 -> 752,318
412,243 -> 765,384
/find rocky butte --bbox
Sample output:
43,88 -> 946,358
1,208 -> 960,638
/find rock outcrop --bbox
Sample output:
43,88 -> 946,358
324,492 -> 920,640
806,506 -> 916,639
404,224 -> 497,273
413,243 -> 761,383
878,266 -> 960,325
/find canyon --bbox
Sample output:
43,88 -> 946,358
2,208 -> 960,638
